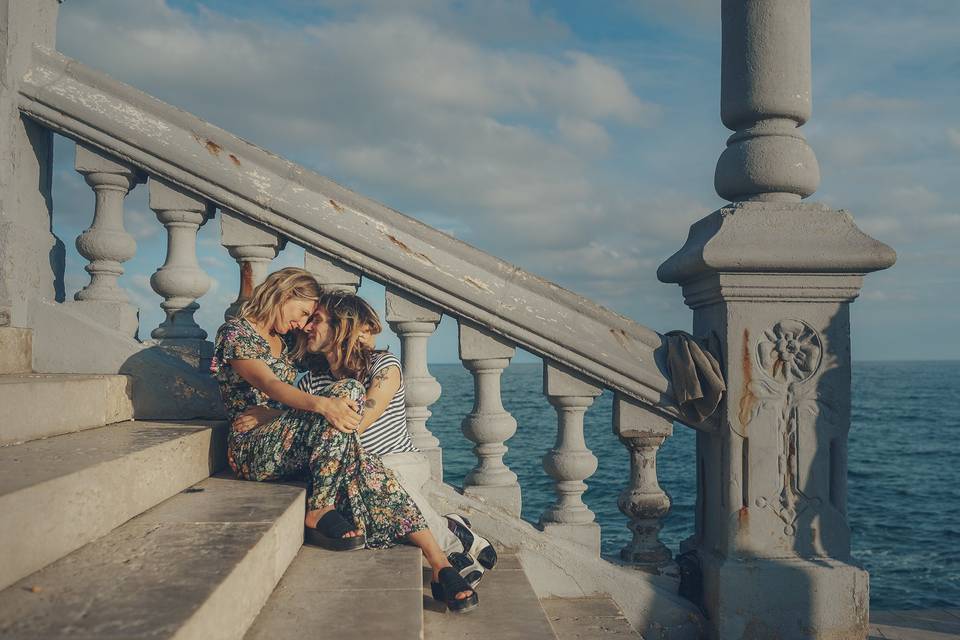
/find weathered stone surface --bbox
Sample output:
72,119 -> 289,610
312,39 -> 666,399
303,248 -> 361,293
0,420 -> 226,590
27,298 -> 224,420
0,1 -> 62,329
424,553 -> 556,640
246,546 -> 423,640
0,327 -> 31,374
0,476 -> 304,640
0,373 -> 133,445
426,481 -> 703,640
540,596 -> 643,639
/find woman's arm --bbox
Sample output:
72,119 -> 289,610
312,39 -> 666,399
229,358 -> 361,432
357,364 -> 402,434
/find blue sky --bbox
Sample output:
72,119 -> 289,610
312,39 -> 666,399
51,1 -> 960,362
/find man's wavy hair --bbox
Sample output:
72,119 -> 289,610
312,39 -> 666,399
295,291 -> 384,380
237,267 -> 322,330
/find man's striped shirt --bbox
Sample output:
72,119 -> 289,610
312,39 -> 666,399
298,351 -> 416,456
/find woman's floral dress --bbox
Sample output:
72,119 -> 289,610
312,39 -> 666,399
211,317 -> 427,548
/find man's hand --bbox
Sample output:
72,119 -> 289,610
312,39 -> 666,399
314,396 -> 362,433
232,406 -> 283,433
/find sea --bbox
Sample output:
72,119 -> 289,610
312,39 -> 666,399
426,360 -> 960,611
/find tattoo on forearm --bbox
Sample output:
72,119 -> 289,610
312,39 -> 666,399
370,368 -> 390,389
364,398 -> 376,409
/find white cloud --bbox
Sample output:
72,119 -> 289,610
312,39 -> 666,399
947,128 -> 960,151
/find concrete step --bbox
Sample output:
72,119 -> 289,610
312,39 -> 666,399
541,595 -> 644,639
246,545 -> 424,640
0,327 -> 31,374
0,476 -> 304,640
0,420 -> 226,591
0,373 -> 134,445
424,553 -> 557,640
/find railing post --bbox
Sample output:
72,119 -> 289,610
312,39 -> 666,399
72,144 -> 145,336
0,1 -> 62,328
220,209 -> 285,319
304,248 -> 361,293
658,1 -> 895,637
541,360 -> 602,552
147,177 -> 213,340
614,393 -> 674,574
385,286 -> 443,481
458,320 -> 520,516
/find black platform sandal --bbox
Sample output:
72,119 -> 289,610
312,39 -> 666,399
431,567 -> 479,614
447,551 -> 483,589
445,514 -> 498,570
304,510 -> 366,551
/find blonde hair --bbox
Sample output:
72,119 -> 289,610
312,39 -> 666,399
237,267 -> 322,329
295,292 -> 384,379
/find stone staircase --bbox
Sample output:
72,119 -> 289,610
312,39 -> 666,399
0,326 -> 642,640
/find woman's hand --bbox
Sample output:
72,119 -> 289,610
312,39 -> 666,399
313,396 -> 362,433
232,406 -> 283,433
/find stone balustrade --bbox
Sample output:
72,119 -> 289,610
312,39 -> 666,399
220,210 -> 286,319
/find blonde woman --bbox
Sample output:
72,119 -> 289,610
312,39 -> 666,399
210,268 -> 429,555
231,289 -> 480,612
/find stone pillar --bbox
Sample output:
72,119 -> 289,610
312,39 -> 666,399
540,361 -> 602,551
71,144 -> 145,336
385,286 -> 443,480
220,209 -> 285,319
459,320 -> 520,516
658,2 -> 895,637
304,248 -> 361,294
0,1 -> 63,328
148,177 -> 212,340
614,394 -> 674,574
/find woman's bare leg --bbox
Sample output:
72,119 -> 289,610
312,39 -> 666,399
408,529 -> 473,600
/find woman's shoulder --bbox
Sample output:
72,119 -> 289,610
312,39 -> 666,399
369,350 -> 401,371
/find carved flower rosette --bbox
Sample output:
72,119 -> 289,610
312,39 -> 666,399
757,319 -> 822,383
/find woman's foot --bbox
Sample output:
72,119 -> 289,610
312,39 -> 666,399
430,567 -> 479,613
305,506 -> 362,538
304,507 -> 366,551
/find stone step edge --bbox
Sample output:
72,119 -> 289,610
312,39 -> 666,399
0,420 -> 227,591
0,373 -> 134,446
0,477 -> 305,640
173,484 -> 305,640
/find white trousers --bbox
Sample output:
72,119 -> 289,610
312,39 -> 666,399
381,451 -> 461,555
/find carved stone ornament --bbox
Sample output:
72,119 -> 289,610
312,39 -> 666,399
756,319 -> 822,383
739,319 -> 835,538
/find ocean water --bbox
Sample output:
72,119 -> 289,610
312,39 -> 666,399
426,360 -> 960,611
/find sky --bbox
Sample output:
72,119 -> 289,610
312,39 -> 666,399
49,0 -> 960,362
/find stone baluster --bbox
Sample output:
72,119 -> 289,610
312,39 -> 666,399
385,286 -> 443,480
614,393 -> 674,573
540,361 -> 602,551
220,209 -> 286,319
148,177 -> 213,339
304,248 -> 361,293
459,320 -> 520,516
72,143 -> 145,336
657,1 -> 896,636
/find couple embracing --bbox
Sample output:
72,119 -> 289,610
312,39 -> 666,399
210,267 -> 495,613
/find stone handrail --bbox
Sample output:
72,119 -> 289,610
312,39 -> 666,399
17,44 -> 686,422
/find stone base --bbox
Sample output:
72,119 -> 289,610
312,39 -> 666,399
539,521 -> 601,553
463,484 -> 521,518
142,338 -> 214,370
419,446 -> 444,483
66,300 -> 139,338
0,326 -> 32,373
701,553 -> 869,640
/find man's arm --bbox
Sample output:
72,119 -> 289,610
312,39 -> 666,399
357,364 -> 401,434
